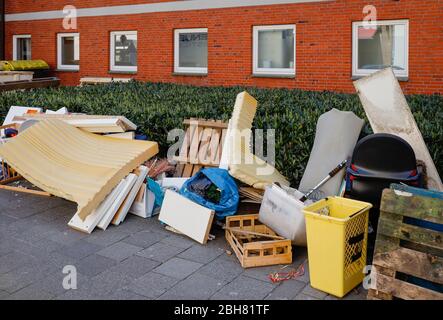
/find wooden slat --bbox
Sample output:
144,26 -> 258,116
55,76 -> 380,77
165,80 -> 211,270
182,164 -> 194,178
175,124 -> 195,163
0,175 -> 22,185
207,128 -> 222,166
0,77 -> 60,92
174,163 -> 185,177
378,215 -> 443,250
189,124 -> 204,164
380,189 -> 443,224
198,127 -> 214,166
373,247 -> 443,284
192,165 -> 202,176
0,184 -> 51,196
183,119 -> 228,129
373,271 -> 443,300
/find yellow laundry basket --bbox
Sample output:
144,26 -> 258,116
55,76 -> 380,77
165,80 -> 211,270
304,197 -> 372,298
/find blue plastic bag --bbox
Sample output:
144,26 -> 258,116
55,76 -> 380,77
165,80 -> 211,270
180,168 -> 239,219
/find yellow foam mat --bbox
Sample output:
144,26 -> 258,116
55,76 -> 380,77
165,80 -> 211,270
0,119 -> 158,220
228,92 -> 289,189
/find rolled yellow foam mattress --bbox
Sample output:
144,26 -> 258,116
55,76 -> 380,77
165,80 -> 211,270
0,119 -> 158,220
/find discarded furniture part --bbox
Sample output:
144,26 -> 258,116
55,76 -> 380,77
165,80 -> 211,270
226,92 -> 290,190
2,106 -> 42,136
174,118 -> 228,178
354,67 -> 443,191
104,132 -> 135,140
0,184 -> 51,197
46,107 -> 69,115
68,180 -> 126,234
1,59 -> 49,71
97,173 -> 137,230
129,183 -> 154,218
0,77 -> 60,92
390,183 -> 443,200
112,165 -> 149,225
368,189 -> 443,300
13,114 -> 137,133
0,119 -> 159,221
80,77 -> 132,85
239,187 -> 264,203
345,133 -> 423,210
259,184 -> 308,246
0,71 -> 33,82
299,108 -> 364,199
180,168 -> 239,219
0,157 -> 21,184
225,214 -> 292,268
304,197 -> 372,298
159,190 -> 215,245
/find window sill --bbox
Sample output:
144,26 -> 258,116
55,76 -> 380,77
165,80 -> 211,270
352,75 -> 409,82
108,70 -> 138,75
172,72 -> 208,77
55,69 -> 79,73
252,73 -> 295,79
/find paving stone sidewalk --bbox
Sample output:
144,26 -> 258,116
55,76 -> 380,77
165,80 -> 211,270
0,190 -> 368,300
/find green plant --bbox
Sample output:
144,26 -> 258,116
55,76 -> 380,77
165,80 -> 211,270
0,81 -> 441,187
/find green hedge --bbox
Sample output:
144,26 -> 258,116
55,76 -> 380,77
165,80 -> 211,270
1,82 -> 442,186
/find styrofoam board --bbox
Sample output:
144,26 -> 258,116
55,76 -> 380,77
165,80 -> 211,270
97,173 -> 137,230
112,166 -> 149,225
159,190 -> 214,244
68,180 -> 125,234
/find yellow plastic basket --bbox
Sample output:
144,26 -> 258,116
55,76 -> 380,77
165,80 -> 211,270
304,197 -> 372,297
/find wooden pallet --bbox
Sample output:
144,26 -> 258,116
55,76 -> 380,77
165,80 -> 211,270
225,214 -> 292,268
173,118 -> 228,178
368,188 -> 443,300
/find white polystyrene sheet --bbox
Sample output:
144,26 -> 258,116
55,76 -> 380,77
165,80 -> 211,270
354,68 -> 442,191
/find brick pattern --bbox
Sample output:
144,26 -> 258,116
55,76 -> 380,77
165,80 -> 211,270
0,188 -> 369,300
5,0 -> 443,94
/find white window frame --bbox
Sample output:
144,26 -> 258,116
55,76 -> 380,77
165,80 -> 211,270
253,24 -> 296,76
57,33 -> 80,71
174,28 -> 208,74
352,19 -> 409,78
110,31 -> 138,73
13,35 -> 31,60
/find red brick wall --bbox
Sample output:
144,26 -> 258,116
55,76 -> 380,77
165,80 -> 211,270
5,0 -> 443,94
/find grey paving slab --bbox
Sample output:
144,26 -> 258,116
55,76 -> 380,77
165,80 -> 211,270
0,214 -> 18,226
243,264 -> 289,284
76,254 -> 118,277
26,272 -> 70,297
47,228 -> 88,246
113,215 -> 150,234
294,293 -> 320,300
301,284 -> 328,299
153,257 -> 203,280
108,289 -> 149,300
137,242 -> 186,262
57,240 -> 103,260
123,230 -> 167,248
28,238 -> 65,255
158,273 -> 226,300
0,251 -> 38,274
88,271 -> 134,298
125,271 -> 179,299
210,275 -> 275,300
0,263 -> 56,293
54,273 -> 94,300
5,285 -> 56,300
177,244 -> 225,264
85,230 -> 129,247
0,290 -> 9,299
198,255 -> 244,283
108,255 -> 160,279
160,234 -> 196,249
265,280 -> 306,300
97,242 -> 143,262
35,203 -> 76,222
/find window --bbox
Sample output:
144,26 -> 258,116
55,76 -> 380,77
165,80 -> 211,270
57,33 -> 80,71
352,20 -> 409,78
253,25 -> 296,76
13,35 -> 32,60
110,31 -> 138,72
174,28 -> 208,74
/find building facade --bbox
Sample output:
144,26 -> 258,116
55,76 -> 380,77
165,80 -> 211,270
3,0 -> 443,94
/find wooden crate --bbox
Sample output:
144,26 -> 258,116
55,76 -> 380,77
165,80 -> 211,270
368,188 -> 443,300
173,118 -> 228,178
225,214 -> 292,268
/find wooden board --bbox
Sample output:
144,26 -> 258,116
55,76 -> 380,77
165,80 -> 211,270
354,68 -> 442,191
159,190 -> 214,244
369,188 -> 443,300
97,173 -> 137,230
68,180 -> 125,234
0,77 -> 60,92
104,132 -> 135,140
112,166 -> 149,225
